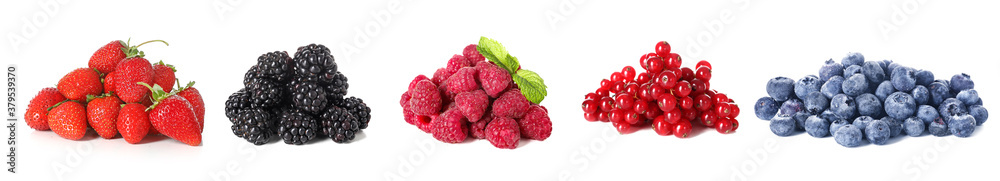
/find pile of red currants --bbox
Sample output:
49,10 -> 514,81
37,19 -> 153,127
581,41 -> 740,138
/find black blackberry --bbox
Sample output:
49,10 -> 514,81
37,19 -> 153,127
225,88 -> 251,122
290,78 -> 328,114
323,71 -> 349,100
277,109 -> 319,145
320,106 -> 360,143
256,51 -> 294,83
245,75 -> 285,108
231,107 -> 276,145
334,96 -> 371,129
293,44 -> 337,81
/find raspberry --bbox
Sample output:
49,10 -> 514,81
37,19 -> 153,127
416,114 -> 434,133
408,75 -> 430,90
455,90 -> 489,122
492,88 -> 530,119
476,62 -> 511,98
518,105 -> 552,141
470,111 -> 494,139
447,67 -> 478,94
400,91 -> 412,108
463,44 -> 486,64
432,68 -> 452,85
486,116 -> 520,149
408,80 -> 442,116
446,54 -> 471,74
431,109 -> 468,143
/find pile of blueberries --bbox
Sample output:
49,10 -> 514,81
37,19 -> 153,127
754,53 -> 988,147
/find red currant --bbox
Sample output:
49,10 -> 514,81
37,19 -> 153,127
730,118 -> 740,131
666,67 -> 681,79
678,96 -> 694,110
633,100 -> 649,115
715,118 -> 733,134
622,66 -> 636,81
609,109 -> 625,123
680,67 -> 694,81
646,56 -> 664,73
674,120 -> 692,138
595,88 -> 609,98
713,93 -> 729,105
695,66 -> 712,81
639,53 -> 657,70
664,53 -> 682,69
696,60 -> 712,69
655,41 -> 672,57
664,108 -> 682,124
610,81 -> 626,94
624,110 -> 641,125
699,111 -> 718,127
689,78 -> 709,95
728,103 -> 740,118
584,112 -> 599,122
652,115 -> 674,136
638,83 -> 653,101
656,95 -> 677,112
715,103 -> 731,118
636,72 -> 651,85
681,108 -> 697,122
585,93 -> 600,101
614,94 -> 634,110
599,97 -> 614,112
624,83 -> 640,96
668,53 -> 682,69
600,79 -> 612,90
598,111 -> 609,122
644,106 -> 662,120
612,119 -> 632,134
693,94 -> 713,111
673,80 -> 692,97
656,72 -> 678,89
582,99 -> 599,113
650,84 -> 667,99
610,72 -> 625,83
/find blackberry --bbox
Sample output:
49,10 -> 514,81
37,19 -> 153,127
335,96 -> 371,129
293,44 -> 337,81
290,78 -> 328,114
320,106 -> 360,143
278,109 -> 319,145
231,107 -> 276,145
225,88 -> 251,122
245,75 -> 286,108
256,51 -> 294,83
323,71 -> 349,100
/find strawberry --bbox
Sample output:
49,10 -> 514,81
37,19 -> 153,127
114,57 -> 154,103
152,61 -> 176,93
117,103 -> 149,144
142,83 -> 201,146
24,87 -> 66,131
88,39 -> 168,74
57,68 -> 103,102
87,94 -> 121,139
176,81 -> 205,132
103,71 -> 116,94
47,101 -> 88,140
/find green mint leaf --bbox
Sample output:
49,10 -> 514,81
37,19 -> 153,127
476,36 -> 518,73
512,69 -> 547,104
508,55 -> 520,73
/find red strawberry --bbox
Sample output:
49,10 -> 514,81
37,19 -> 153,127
114,57 -> 154,103
142,83 -> 201,146
88,39 -> 168,74
117,103 -> 149,144
47,101 -> 88,140
87,94 -> 121,139
24,87 -> 66,131
103,71 -> 116,94
57,68 -> 103,102
151,60 -> 176,93
176,82 -> 205,132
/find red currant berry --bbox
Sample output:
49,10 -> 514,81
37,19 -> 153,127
666,67 -> 681,79
695,66 -> 712,81
622,66 -> 636,81
640,53 -> 657,70
655,41 -> 672,57
585,93 -> 600,101
595,88 -> 609,98
582,99 -> 599,113
680,67 -> 694,81
674,120 -> 692,138
713,93 -> 729,104
657,95 -> 677,112
610,72 -> 625,83
646,56 -> 665,73
673,80 -> 692,97
624,83 -> 640,96
636,72 -> 651,85
657,72 -> 678,89
600,79 -> 612,90
638,83 -> 653,101
612,119 -> 632,134
696,60 -> 712,69
624,110 -> 641,125
730,118 -> 740,131
644,106 -> 662,120
681,108 -> 697,121
609,109 -> 625,123
584,112 -> 599,122
668,53 -> 683,69
652,115 -> 674,136
678,96 -> 694,110
715,103 -> 731,118
633,100 -> 649,115
689,78 -> 708,95
699,111 -> 718,127
729,103 -> 740,118
615,94 -> 634,110
663,53 -> 681,69
693,94 -> 713,111
650,84 -> 667,99
610,81 -> 626,94
664,108 -> 682,124
598,111 -> 610,122
715,118 -> 733,134
599,97 -> 615,112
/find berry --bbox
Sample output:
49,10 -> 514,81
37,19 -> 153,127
88,40 -> 128,74
176,84 -> 205,131
486,116 -> 520,149
646,56 -> 664,73
766,77 -> 796,102
770,116 -> 796,137
673,80 -> 692,97
622,66 -> 636,81
654,41 -> 671,57
804,115 -> 830,138
446,67 -> 479,94
324,71 -> 350,99
114,57 -> 154,103
48,101 -> 88,140
25,88 -> 66,131
673,120 -> 692,138
225,89 -> 251,120
715,118 -> 733,134
519,105 -> 552,141
103,71 -> 116,94
656,73 -> 677,89
278,109 -> 319,145
696,60 -> 712,69
834,125 -> 863,147
409,80 -> 442,116
117,103 -> 150,144
614,94 -> 634,110
456,90 -> 490,122
865,119 -> 891,145
582,99 -> 599,113
652,115 -> 673,136
293,44 -> 337,81
57,68 -> 103,101
320,106 -> 360,143
695,66 -> 711,81
232,107 -> 276,145
903,117 -> 925,137
87,94 -> 121,139
244,70 -> 286,108
657,95 -> 677,112
256,51 -> 294,83
949,73 -> 975,93
754,97 -> 780,120
476,62 -> 512,98
463,44 -> 486,63
151,61 -> 176,93
290,79 -> 328,114
492,89 -> 531,119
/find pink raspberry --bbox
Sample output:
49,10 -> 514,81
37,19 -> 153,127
463,44 -> 486,64
447,67 -> 478,94
518,105 -> 552,141
492,88 -> 530,119
403,109 -> 417,125
431,109 -> 468,143
486,116 -> 520,149
400,90 -> 411,107
455,90 -> 489,122
409,74 -> 430,90
408,80 -> 442,116
470,111 -> 494,139
432,68 -> 452,85
475,62 -> 511,98
446,54 -> 472,74
416,114 -> 433,133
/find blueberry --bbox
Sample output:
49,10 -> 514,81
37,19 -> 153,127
754,97 -> 780,120
865,119 -> 891,145
911,85 -> 930,105
881,116 -> 903,137
928,118 -> 949,137
844,65 -> 863,77
830,94 -> 857,119
914,69 -> 934,86
948,114 -> 976,138
842,74 -> 868,97
819,59 -> 844,81
794,75 -> 824,99
956,89 -> 980,106
830,119 -> 850,137
841,52 -> 865,67
875,81 -> 895,101
856,93 -> 883,117
890,66 -> 916,92
862,61 -> 886,84
770,116 -> 797,137
803,92 -> 829,114
916,105 -> 939,125
835,125 -> 863,147
887,62 -> 903,77
821,76 -> 844,98
879,60 -> 892,76
884,92 -> 917,120
939,98 -> 967,121
805,115 -> 830,138
968,105 -> 988,126
949,73 -> 975,93
852,116 -> 876,137
793,112 -> 812,131
819,109 -> 842,121
903,117 -> 925,137
929,82 -> 951,106
767,77 -> 796,102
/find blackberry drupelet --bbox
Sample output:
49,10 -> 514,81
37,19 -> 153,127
256,51 -> 294,83
335,96 -> 372,129
278,109 -> 319,145
245,75 -> 286,108
320,106 -> 360,143
293,44 -> 337,81
323,71 -> 349,100
290,78 -> 328,114
225,88 -> 251,122
231,107 -> 276,145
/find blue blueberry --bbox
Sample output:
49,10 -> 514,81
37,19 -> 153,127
804,115 -> 830,138
778,99 -> 804,117
916,105 -> 939,125
852,116 -> 875,137
844,65 -> 863,77
955,89 -> 980,106
856,93 -> 883,117
887,62 -> 902,77
884,92 -> 916,120
879,60 -> 893,76
928,118 -> 949,137
754,97 -> 780,120
830,94 -> 857,119
865,119 -> 891,145
911,85 -> 930,105
803,92 -> 828,114
841,52 -> 865,67
819,59 -> 844,81
830,119 -> 850,137
939,98 -> 967,121
903,117 -> 925,137
819,109 -> 842,122
968,105 -> 988,126
929,82 -> 951,106
770,116 -> 797,137
914,69 -> 934,86
821,76 -> 844,98
891,66 -> 916,92
882,116 -> 903,137
835,125 -> 863,147
949,73 -> 975,93
875,81 -> 895,101
767,77 -> 796,102
948,114 -> 976,138
794,75 -> 824,100
793,112 -> 812,131
862,61 -> 886,84
842,74 -> 868,96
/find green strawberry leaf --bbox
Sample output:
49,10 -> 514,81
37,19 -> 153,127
512,69 -> 547,104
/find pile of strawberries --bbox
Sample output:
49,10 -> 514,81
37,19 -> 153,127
581,41 -> 740,137
24,39 -> 204,146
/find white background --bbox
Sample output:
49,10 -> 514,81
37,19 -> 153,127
3,0 -> 999,181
